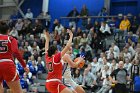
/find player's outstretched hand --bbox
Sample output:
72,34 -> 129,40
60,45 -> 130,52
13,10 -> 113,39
44,30 -> 50,40
24,67 -> 30,73
67,29 -> 73,37
79,55 -> 85,62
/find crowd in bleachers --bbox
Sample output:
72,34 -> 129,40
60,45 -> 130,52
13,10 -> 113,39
1,5 -> 140,93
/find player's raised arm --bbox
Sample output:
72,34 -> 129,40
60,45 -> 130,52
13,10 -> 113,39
63,54 -> 84,68
61,29 -> 73,57
11,37 -> 29,73
44,29 -> 50,53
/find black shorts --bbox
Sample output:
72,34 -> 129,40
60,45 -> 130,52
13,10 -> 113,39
113,83 -> 128,93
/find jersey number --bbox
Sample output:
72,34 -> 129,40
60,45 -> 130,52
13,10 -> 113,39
48,62 -> 53,72
0,41 -> 8,53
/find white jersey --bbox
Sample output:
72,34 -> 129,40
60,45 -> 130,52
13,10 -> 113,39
62,54 -> 78,89
62,59 -> 72,79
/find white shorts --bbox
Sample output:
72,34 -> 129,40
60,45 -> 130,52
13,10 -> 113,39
63,78 -> 78,90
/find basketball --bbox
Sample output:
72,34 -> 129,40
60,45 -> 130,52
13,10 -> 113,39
74,57 -> 85,68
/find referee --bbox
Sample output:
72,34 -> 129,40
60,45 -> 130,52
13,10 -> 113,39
109,61 -> 130,93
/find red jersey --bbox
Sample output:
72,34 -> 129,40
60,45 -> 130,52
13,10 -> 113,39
0,34 -> 26,68
46,52 -> 62,80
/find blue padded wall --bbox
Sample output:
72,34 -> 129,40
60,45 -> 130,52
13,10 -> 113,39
110,0 -> 140,16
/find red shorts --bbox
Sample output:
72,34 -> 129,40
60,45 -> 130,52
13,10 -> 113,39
46,80 -> 66,93
0,62 -> 19,83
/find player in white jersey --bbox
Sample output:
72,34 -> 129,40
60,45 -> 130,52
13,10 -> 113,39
62,47 -> 85,93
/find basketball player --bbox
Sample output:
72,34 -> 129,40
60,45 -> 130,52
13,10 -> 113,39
0,22 -> 29,93
62,47 -> 85,93
45,28 -> 73,93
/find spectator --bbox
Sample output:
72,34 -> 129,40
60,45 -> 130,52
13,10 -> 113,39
86,18 -> 93,31
107,52 -> 115,63
29,60 -> 38,79
23,48 -> 32,61
111,42 -> 120,58
32,49 -> 39,61
82,64 -> 98,92
135,51 -> 140,61
71,27 -> 77,37
10,10 -> 18,20
91,57 -> 100,76
31,41 -> 40,54
24,41 -> 32,52
60,28 -> 67,45
97,75 -> 111,93
9,27 -> 18,38
124,57 -> 132,75
99,21 -> 111,38
73,27 -> 83,45
80,42 -> 92,59
52,19 -> 59,31
76,27 -> 83,37
98,52 -> 106,64
87,27 -> 94,44
125,32 -> 138,45
101,57 -> 111,72
73,69 -> 83,85
25,8 -> 33,19
22,19 -> 33,36
19,46 -> 25,57
53,30 -> 61,44
38,37 -> 45,50
7,19 -> 15,29
123,48 -> 132,60
91,32 -> 102,54
37,56 -> 45,73
19,41 -> 25,48
80,5 -> 89,28
16,62 -> 24,76
130,16 -> 139,34
80,33 -> 88,46
119,16 -> 131,36
98,7 -> 108,16
134,75 -> 140,93
20,72 -> 30,92
26,71 -> 33,84
45,12 -> 51,28
136,25 -> 140,40
125,43 -> 136,58
31,19 -> 43,36
28,35 -> 35,46
109,17 -> 118,33
18,35 -> 24,45
98,7 -> 108,21
15,19 -> 24,35
73,45 -> 80,57
131,59 -> 140,81
52,40 -> 62,51
67,7 -> 79,28
38,11 -> 51,28
110,59 -> 118,72
79,47 -> 86,57
94,21 -> 100,33
106,47 -> 117,60
54,21 -> 64,35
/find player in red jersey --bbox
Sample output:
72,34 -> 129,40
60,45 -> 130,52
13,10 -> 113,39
0,22 -> 29,93
45,28 -> 73,93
